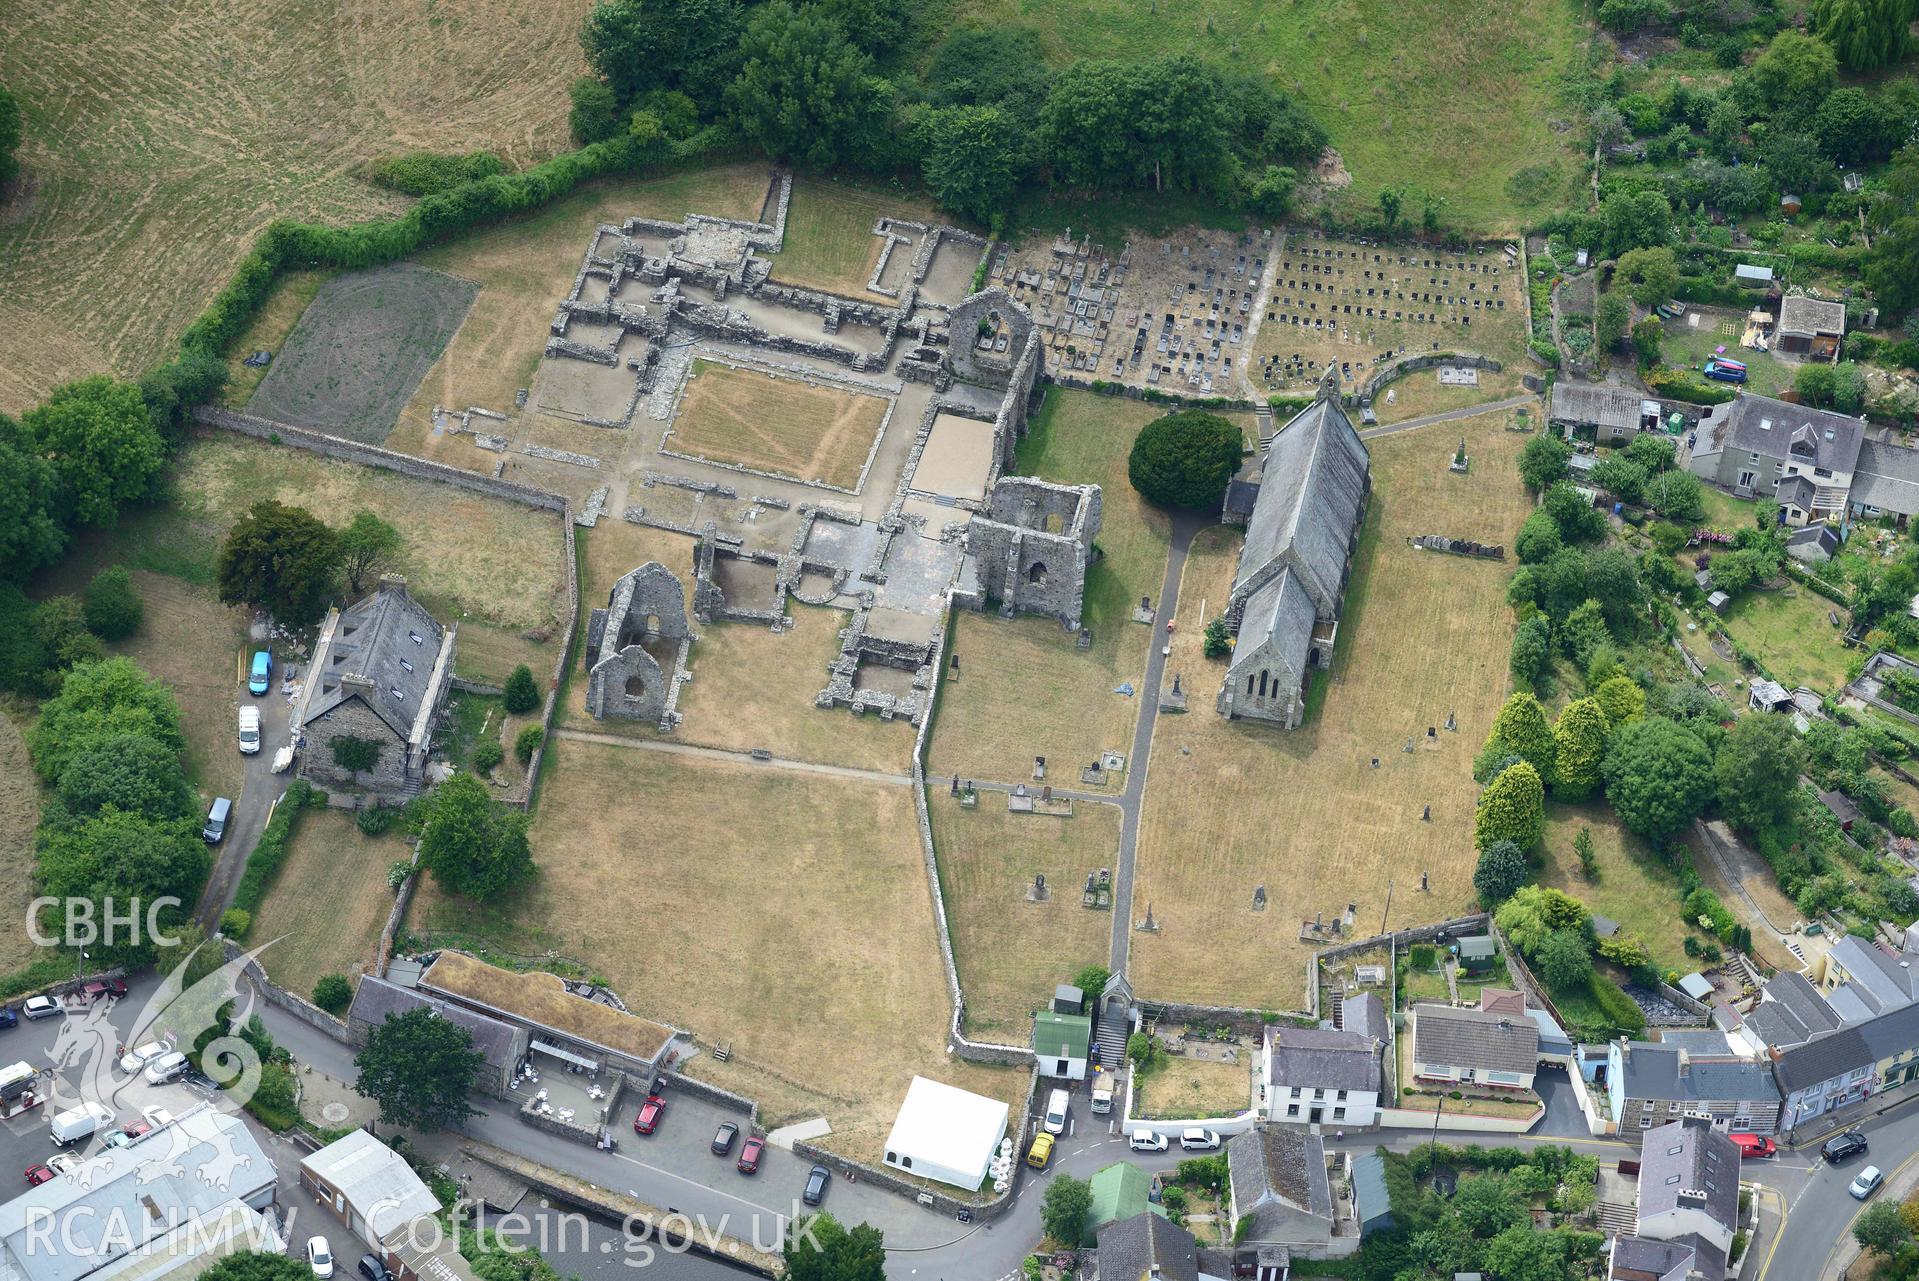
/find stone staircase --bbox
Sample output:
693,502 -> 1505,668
1593,1200 -> 1637,1238
1094,1006 -> 1131,1072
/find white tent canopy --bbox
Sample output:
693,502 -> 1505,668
882,1076 -> 1010,1191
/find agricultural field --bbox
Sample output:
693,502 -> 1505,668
0,0 -> 596,415
413,737 -> 1028,1163
251,810 -> 406,1000
667,361 -> 888,491
0,713 -> 42,974
1131,410 -> 1532,1008
928,798 -> 1121,1040
955,0 -> 1583,231
247,265 -> 478,443
927,389 -> 1172,788
770,177 -> 946,300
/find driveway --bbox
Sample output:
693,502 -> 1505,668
194,658 -> 294,927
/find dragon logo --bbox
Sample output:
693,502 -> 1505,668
42,938 -> 280,1193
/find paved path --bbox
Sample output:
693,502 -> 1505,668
1109,511 -> 1209,976
552,727 -> 912,787
1358,393 -> 1537,441
195,652 -> 293,927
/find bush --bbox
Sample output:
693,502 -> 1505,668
1590,970 -> 1647,1034
218,908 -> 251,938
514,725 -> 545,764
312,974 -> 353,1014
502,664 -> 540,715
1409,943 -> 1437,970
1127,411 -> 1243,511
356,806 -> 396,837
82,567 -> 142,641
472,739 -> 504,774
230,780 -> 321,917
365,150 -> 508,197
568,77 -> 622,144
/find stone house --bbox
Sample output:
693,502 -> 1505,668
417,950 -> 678,1078
1216,392 -> 1370,727
1775,294 -> 1845,362
584,561 -> 692,727
1261,1025 -> 1382,1127
1684,393 -> 1863,524
1224,1125 -> 1334,1257
295,576 -> 455,797
1605,1038 -> 1782,1135
344,975 -> 528,1100
1095,1212 -> 1200,1281
1408,1003 -> 1538,1091
965,476 -> 1101,631
1549,382 -> 1658,445
1851,439 -> 1919,526
1607,1117 -> 1740,1281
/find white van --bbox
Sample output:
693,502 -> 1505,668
50,1102 -> 113,1147
1179,1127 -> 1221,1151
238,706 -> 261,755
1043,1088 -> 1069,1135
143,1051 -> 190,1085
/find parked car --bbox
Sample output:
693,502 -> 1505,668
1043,1088 -> 1069,1135
249,651 -> 273,696
119,1043 -> 166,1074
1025,1133 -> 1055,1169
711,1121 -> 739,1156
0,1008 -> 17,1031
357,1256 -> 392,1281
78,980 -> 127,1005
202,797 -> 232,844
307,1237 -> 334,1279
1729,1133 -> 1776,1159
737,1136 -> 764,1175
140,1105 -> 175,1129
1823,1131 -> 1869,1163
802,1164 -> 831,1207
23,1165 -> 53,1187
143,1051 -> 190,1085
238,705 -> 261,755
1179,1128 -> 1221,1152
1851,1165 -> 1885,1200
1128,1131 -> 1169,1153
633,1094 -> 665,1136
103,1121 -> 151,1150
21,997 -> 59,1021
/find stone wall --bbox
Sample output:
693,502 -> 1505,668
1317,913 -> 1491,963
301,697 -> 411,793
665,1070 -> 761,1130
965,476 -> 1101,630
221,937 -> 352,1044
1357,352 -> 1503,405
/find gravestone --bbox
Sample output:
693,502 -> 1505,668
1445,710 -> 1457,732
950,776 -> 960,797
951,652 -> 961,675
1422,804 -> 1432,822
1421,870 -> 1430,892
1253,885 -> 1267,912
1034,756 -> 1047,781
1029,873 -> 1049,903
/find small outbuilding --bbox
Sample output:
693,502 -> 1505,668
1818,788 -> 1862,833
1787,524 -> 1841,565
300,1129 -> 442,1249
1749,679 -> 1794,713
1352,1152 -> 1395,1238
1735,264 -> 1774,288
1034,1009 -> 1093,1080
882,1076 -> 1011,1191
1456,935 -> 1496,974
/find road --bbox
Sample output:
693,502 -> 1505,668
195,646 -> 294,927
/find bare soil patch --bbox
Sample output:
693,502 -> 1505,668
668,362 -> 887,491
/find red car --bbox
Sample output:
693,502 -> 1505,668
1729,1133 -> 1776,1159
23,1165 -> 53,1187
633,1094 -> 665,1136
737,1136 -> 764,1175
79,980 -> 128,1005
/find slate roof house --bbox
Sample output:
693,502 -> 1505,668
1775,294 -> 1845,362
1262,1025 -> 1383,1127
1607,1117 -> 1740,1281
1605,1038 -> 1782,1135
1095,1212 -> 1203,1281
1215,387 -> 1370,727
295,575 -> 455,796
1684,393 -> 1863,524
345,975 -> 528,1099
1225,1125 -> 1335,1255
1409,1003 -> 1539,1091
1772,1024 -> 1875,1130
1549,382 -> 1657,445
1851,439 -> 1919,525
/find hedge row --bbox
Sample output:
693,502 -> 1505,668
1589,970 -> 1647,1035
227,781 -> 321,932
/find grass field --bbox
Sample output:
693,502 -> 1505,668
951,0 -> 1584,232
668,362 -> 888,491
928,797 -> 1121,1039
412,738 -> 1028,1162
252,809 -> 404,1000
1537,803 -> 1693,974
1131,410 -> 1532,1008
1369,368 -> 1532,425
0,712 -> 43,974
927,389 -> 1172,787
771,178 -> 946,300
0,0 -> 598,416
1134,1054 -> 1252,1120
385,164 -> 776,465
224,271 -> 332,408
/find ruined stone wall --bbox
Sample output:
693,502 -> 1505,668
966,477 -> 1101,631
948,287 -> 1035,389
586,645 -> 668,723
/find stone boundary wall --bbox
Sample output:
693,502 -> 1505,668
1376,1103 -> 1543,1133
450,676 -> 505,697
665,1070 -> 761,1131
1357,352 -> 1503,405
1318,913 -> 1491,963
1046,373 -> 1261,413
221,936 -> 352,1043
1139,1002 -> 1309,1035
520,1069 -> 626,1145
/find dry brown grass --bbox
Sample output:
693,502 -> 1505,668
1536,803 -> 1693,974
1134,1053 -> 1253,1120
668,362 -> 888,491
384,164 -> 776,465
0,0 -> 602,415
420,738 -> 1028,1161
771,178 -> 946,301
928,798 -> 1121,1040
225,271 -> 333,409
252,809 -> 403,1000
1130,411 -> 1533,1008
1369,368 -> 1532,425
425,949 -> 673,1060
0,712 -> 43,973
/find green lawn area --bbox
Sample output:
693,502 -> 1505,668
1399,964 -> 1451,1007
1659,315 -> 1793,398
1717,583 -> 1852,693
1695,484 -> 1761,532
1537,803 -> 1693,973
952,0 -> 1584,232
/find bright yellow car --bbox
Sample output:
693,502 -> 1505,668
1026,1132 -> 1055,1169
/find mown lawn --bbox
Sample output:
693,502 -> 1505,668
1718,584 -> 1852,694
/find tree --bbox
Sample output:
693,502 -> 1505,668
1203,616 -> 1231,659
1483,1226 -> 1572,1281
1601,189 -> 1673,257
1594,675 -> 1646,726
568,77 -> 621,144
1813,87 -> 1898,164
1544,481 -> 1608,542
1489,692 -> 1558,781
22,377 -> 166,527
1751,31 -> 1839,117
1762,130 -> 1836,198
197,1254 -> 314,1281
1811,0 -> 1914,71
28,657 -> 184,782
33,595 -> 103,673
0,83 -> 19,187
1584,548 -> 1644,635
312,975 -> 353,1014
83,566 -> 142,641
329,736 -> 382,780
916,105 -> 1028,224
1039,57 -> 1232,194
725,4 -> 889,170
1597,291 -> 1632,352
1128,411 -> 1242,510
1518,432 -> 1572,492
1632,316 -> 1664,369
1716,713 -> 1805,833
1071,965 -> 1109,997
1496,886 -> 1592,954
1453,1172 -> 1526,1237
1515,510 -> 1563,564
1476,761 -> 1546,851
1474,839 -> 1530,906
1378,187 -> 1403,230
783,1214 -> 885,1281
336,511 -> 402,597
1554,698 -> 1614,800
580,0 -> 743,104
1591,456 -> 1647,505
1613,246 -> 1681,307
503,663 -> 541,714
515,724 -> 545,763
1246,165 -> 1298,219
418,773 -> 536,901
1536,928 -> 1595,991
1560,599 -> 1612,670
814,0 -> 909,53
1855,1201 -> 1911,1257
0,413 -> 65,580
1510,615 -> 1552,688
353,1006 -> 483,1131
1042,1174 -> 1094,1246
36,809 -> 208,967
1644,468 -> 1704,521
216,500 -> 341,627
1575,827 -> 1600,878
1604,716 -> 1716,840
54,731 -> 193,823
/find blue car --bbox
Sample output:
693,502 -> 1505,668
248,650 -> 272,696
